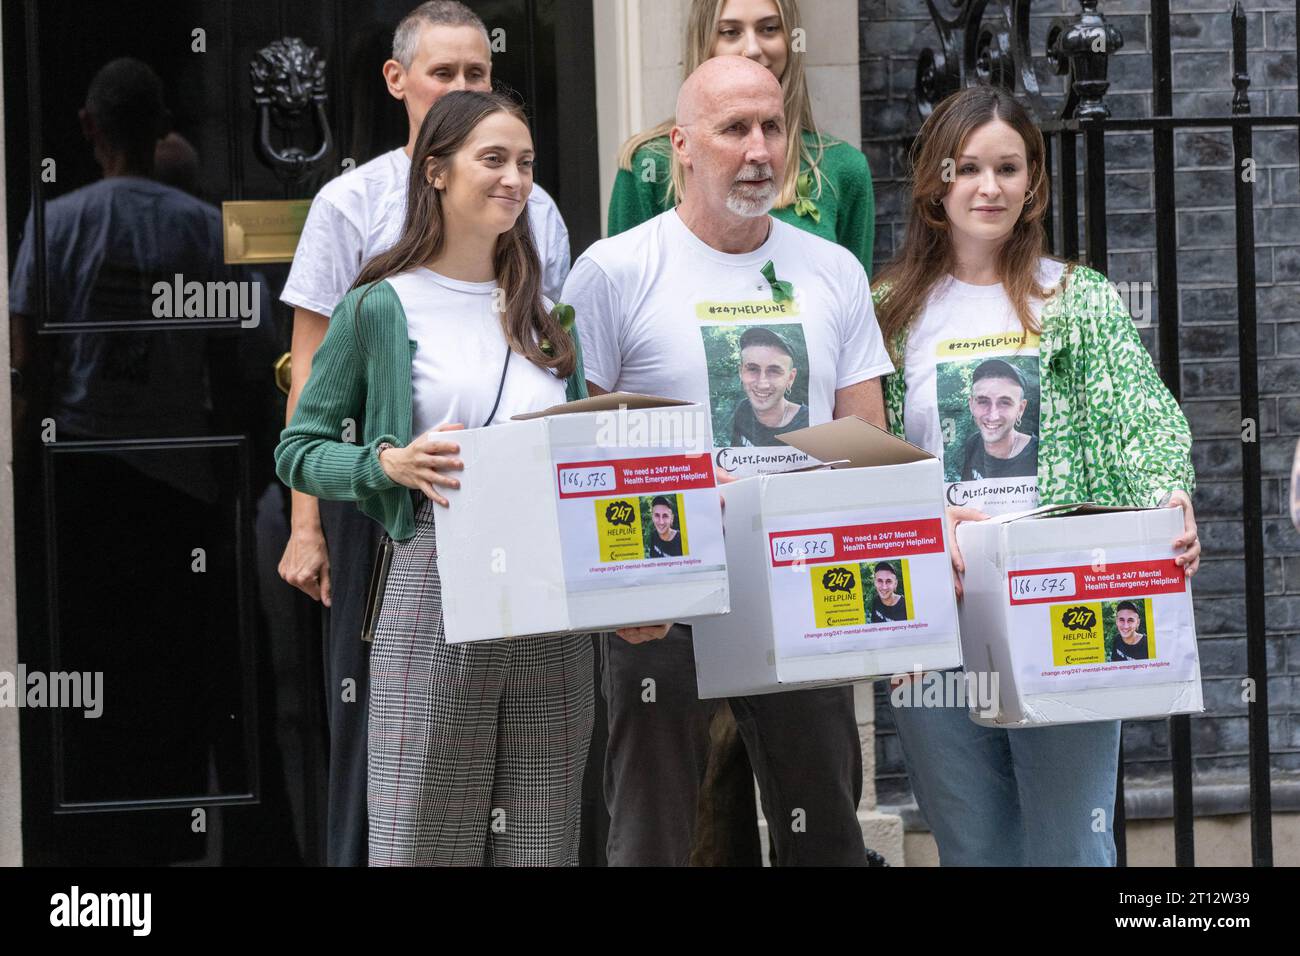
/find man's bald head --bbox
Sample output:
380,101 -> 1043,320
669,55 -> 787,222
676,55 -> 783,127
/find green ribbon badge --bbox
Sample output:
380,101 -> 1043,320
793,172 -> 820,223
553,302 -> 576,332
541,302 -> 576,356
760,260 -> 795,304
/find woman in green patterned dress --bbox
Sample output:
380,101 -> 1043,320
872,85 -> 1201,866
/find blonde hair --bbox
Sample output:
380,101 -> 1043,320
616,0 -> 828,209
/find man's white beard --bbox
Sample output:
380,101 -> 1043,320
726,168 -> 778,218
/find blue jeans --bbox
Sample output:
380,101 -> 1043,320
890,692 -> 1120,866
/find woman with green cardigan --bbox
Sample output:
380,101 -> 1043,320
608,0 -> 876,274
275,91 -> 592,866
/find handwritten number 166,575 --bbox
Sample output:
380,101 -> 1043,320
773,539 -> 830,559
1012,575 -> 1071,596
561,470 -> 610,490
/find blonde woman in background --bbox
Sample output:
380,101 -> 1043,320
608,0 -> 877,274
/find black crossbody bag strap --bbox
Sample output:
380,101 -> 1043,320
481,343 -> 512,428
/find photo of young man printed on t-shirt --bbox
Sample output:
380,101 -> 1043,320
729,326 -> 810,447
644,495 -> 684,559
700,323 -> 812,450
937,355 -> 1041,484
960,358 -> 1039,480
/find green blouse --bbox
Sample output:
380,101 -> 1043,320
877,264 -> 1196,508
608,130 -> 876,275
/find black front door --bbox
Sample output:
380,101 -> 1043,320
4,0 -> 597,866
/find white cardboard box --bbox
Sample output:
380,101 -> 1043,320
956,503 -> 1204,726
692,417 -> 962,698
436,393 -> 730,643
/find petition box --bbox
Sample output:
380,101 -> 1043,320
436,393 -> 729,643
956,504 -> 1203,726
692,417 -> 962,699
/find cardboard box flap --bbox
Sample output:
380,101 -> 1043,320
775,415 -> 933,468
511,391 -> 694,421
987,502 -> 1148,524
984,503 -> 1084,525
1066,504 -> 1148,516
778,459 -> 853,474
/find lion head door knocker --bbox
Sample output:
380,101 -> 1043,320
250,37 -> 332,183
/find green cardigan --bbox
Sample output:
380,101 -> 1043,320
274,280 -> 589,540
608,130 -> 876,274
877,264 -> 1196,509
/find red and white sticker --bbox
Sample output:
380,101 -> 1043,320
556,454 -> 715,499
1008,558 -> 1186,607
768,518 -> 945,568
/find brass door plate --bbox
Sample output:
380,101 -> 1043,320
222,199 -> 311,264
274,351 -> 292,396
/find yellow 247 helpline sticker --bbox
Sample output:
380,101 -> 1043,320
1050,602 -> 1107,666
596,497 -> 644,562
811,565 -> 866,628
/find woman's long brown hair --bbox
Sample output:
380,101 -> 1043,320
352,90 -> 575,378
872,86 -> 1061,361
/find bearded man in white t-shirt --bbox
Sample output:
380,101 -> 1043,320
564,56 -> 894,866
276,0 -> 571,867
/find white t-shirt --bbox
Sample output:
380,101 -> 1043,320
902,257 -> 1067,516
566,209 -> 894,478
281,147 -> 571,315
384,268 -> 566,439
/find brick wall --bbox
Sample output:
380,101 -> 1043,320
860,0 -> 1300,807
